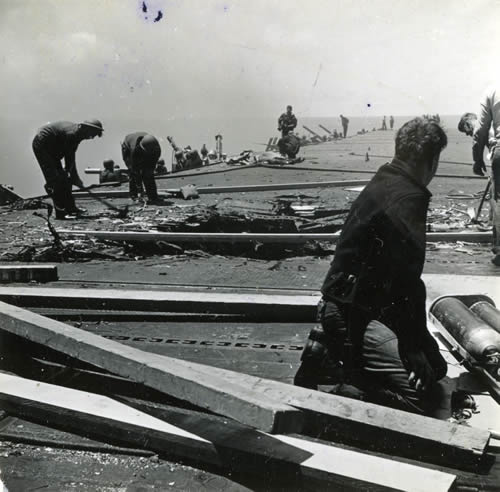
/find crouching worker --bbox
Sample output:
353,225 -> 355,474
278,132 -> 301,159
32,119 -> 104,219
121,133 -> 162,204
99,159 -> 124,183
294,117 -> 448,415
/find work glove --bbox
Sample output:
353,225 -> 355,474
405,349 -> 435,392
473,160 -> 487,176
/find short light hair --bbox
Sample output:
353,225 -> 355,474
395,117 -> 448,168
457,112 -> 477,133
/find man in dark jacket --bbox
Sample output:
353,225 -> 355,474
121,132 -> 162,203
32,119 -> 103,219
340,114 -> 349,138
294,117 -> 448,414
278,105 -> 298,137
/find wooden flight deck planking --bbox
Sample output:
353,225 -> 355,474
0,373 -> 457,492
57,229 -> 493,244
0,286 -> 320,321
164,357 -> 492,470
0,300 -> 491,471
72,178 -> 371,199
0,301 -> 302,434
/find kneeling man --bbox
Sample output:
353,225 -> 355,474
295,117 -> 448,415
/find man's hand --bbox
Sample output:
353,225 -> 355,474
405,349 -> 435,392
473,160 -> 487,176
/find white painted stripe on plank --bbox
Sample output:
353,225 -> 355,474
0,373 -> 209,443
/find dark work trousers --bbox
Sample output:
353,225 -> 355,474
342,125 -> 348,138
122,148 -> 158,201
32,136 -> 75,214
319,300 -> 447,414
491,148 -> 500,257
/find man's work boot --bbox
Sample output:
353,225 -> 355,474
67,206 -> 87,215
293,326 -> 343,389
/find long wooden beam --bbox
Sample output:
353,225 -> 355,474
175,359 -> 491,470
0,374 -> 455,491
73,179 -> 370,199
57,229 -> 493,244
0,302 -> 302,433
59,230 -> 341,243
0,286 -> 319,321
259,164 -> 487,180
0,296 -> 490,469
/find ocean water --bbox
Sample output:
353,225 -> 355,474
0,114 -> 467,197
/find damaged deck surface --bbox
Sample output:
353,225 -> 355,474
0,130 -> 499,490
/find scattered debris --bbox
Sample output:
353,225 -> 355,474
10,197 -> 48,211
0,184 -> 22,205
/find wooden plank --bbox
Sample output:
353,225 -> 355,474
0,302 -> 302,433
57,229 -> 493,244
73,178 -> 370,199
0,374 -> 456,492
59,229 -> 342,243
1,303 -> 487,471
181,179 -> 371,194
259,163 -> 487,180
172,359 -> 491,470
0,264 -> 58,283
0,286 -> 319,321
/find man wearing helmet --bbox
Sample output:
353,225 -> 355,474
121,132 -> 162,203
32,119 -> 104,219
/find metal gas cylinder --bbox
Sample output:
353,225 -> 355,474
431,297 -> 500,363
469,301 -> 500,335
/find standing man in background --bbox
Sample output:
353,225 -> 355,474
278,105 -> 298,137
121,132 -> 162,204
32,119 -> 104,219
340,114 -> 349,138
458,86 -> 500,265
390,115 -> 395,130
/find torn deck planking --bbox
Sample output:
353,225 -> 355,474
0,373 -> 456,492
0,302 -> 302,434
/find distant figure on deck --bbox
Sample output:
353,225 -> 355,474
200,144 -> 209,164
99,159 -> 122,183
278,133 -> 301,159
294,117 -> 449,415
155,158 -> 168,175
121,132 -> 162,204
390,115 -> 395,130
32,119 -> 104,219
382,116 -> 387,130
340,115 -> 349,138
458,87 -> 500,265
278,105 -> 298,137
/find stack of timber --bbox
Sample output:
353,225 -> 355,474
1,297 -> 498,490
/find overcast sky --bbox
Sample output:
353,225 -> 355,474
1,0 -> 498,123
